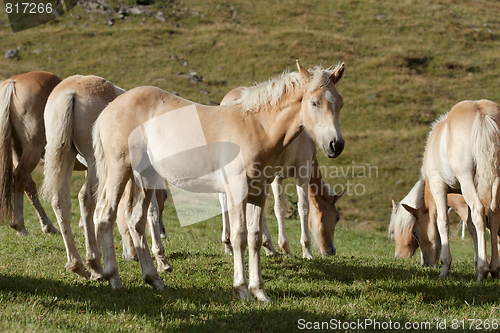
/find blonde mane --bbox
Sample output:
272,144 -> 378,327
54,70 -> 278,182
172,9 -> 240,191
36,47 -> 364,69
389,178 -> 425,236
227,63 -> 342,112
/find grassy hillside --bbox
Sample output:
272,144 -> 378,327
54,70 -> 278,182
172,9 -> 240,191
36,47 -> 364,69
2,0 -> 500,225
3,0 -> 500,228
1,0 -> 500,331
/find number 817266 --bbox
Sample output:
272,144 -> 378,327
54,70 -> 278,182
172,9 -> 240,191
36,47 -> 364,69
451,319 -> 498,330
6,2 -> 53,14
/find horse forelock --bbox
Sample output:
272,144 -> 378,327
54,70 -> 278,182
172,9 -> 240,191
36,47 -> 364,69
390,179 -> 425,237
233,64 -> 342,112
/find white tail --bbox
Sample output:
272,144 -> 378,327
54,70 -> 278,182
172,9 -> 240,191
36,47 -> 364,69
92,115 -> 107,200
471,112 -> 500,200
41,90 -> 76,200
0,80 -> 14,223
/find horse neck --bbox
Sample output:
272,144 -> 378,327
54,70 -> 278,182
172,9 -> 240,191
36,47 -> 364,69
308,158 -> 331,203
254,88 -> 305,152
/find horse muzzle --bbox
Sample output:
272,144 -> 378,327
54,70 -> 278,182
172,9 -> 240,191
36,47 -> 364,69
323,139 -> 344,158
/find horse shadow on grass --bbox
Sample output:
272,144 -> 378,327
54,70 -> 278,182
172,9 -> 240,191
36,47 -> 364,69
261,253 -> 500,306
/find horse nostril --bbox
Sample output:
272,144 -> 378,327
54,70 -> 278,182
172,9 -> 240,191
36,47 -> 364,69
330,139 -> 345,157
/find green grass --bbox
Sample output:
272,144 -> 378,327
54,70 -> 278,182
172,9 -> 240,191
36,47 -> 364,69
1,0 -> 500,331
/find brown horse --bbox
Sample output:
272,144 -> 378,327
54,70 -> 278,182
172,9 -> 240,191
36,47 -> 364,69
0,71 -> 61,236
92,61 -> 345,302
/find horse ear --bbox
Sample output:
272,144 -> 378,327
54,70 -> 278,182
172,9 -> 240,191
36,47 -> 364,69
296,60 -> 312,82
333,189 -> 346,202
392,200 -> 397,210
401,203 -> 419,218
330,62 -> 345,85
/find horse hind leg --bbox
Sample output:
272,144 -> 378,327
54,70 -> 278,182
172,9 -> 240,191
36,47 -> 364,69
488,177 -> 500,278
219,193 -> 233,255
11,147 -> 43,236
50,149 -> 90,279
78,166 -> 103,280
25,176 -> 59,235
296,177 -> 313,259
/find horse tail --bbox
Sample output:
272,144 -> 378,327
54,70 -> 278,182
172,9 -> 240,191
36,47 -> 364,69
92,115 -> 107,200
472,112 -> 500,200
0,80 -> 14,224
41,89 -> 75,200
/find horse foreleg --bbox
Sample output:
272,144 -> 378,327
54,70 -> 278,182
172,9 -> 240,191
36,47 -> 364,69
297,177 -> 313,259
247,197 -> 271,302
271,177 -> 291,255
147,192 -> 172,273
260,211 -> 277,256
94,171 -> 128,289
117,193 -> 137,262
429,184 -> 452,278
229,200 -> 251,301
219,193 -> 233,255
124,181 -> 164,290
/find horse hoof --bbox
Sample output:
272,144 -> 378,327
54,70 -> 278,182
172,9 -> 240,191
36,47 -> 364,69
144,274 -> 164,290
249,286 -> 272,303
233,286 -> 253,301
476,272 -> 487,283
122,253 -> 138,262
42,224 -> 60,235
302,251 -> 314,260
109,276 -> 124,289
16,230 -> 29,237
224,245 -> 233,256
157,260 -> 173,273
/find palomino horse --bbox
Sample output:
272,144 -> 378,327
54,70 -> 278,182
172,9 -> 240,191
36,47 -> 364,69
0,71 -> 61,236
390,190 -> 500,271
220,87 -> 344,258
41,74 -> 172,279
389,100 -> 500,281
92,60 -> 345,301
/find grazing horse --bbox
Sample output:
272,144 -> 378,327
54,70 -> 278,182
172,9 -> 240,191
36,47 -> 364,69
389,100 -> 500,281
220,87 -> 344,258
0,71 -> 61,236
92,60 -> 345,301
41,74 -> 172,279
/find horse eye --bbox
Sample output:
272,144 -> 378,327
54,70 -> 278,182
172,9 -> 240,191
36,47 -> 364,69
311,100 -> 319,108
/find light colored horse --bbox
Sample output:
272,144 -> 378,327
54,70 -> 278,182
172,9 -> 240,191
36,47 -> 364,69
92,61 -> 345,301
389,100 -> 500,281
0,71 -> 61,236
41,74 -> 172,279
220,87 -> 344,259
